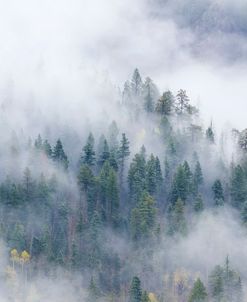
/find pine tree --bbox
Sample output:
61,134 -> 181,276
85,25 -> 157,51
106,169 -> 120,227
212,180 -> 224,206
130,192 -> 156,240
128,153 -> 146,204
155,91 -> 174,115
143,78 -> 154,113
118,133 -> 130,182
98,139 -> 110,168
167,198 -> 187,236
145,154 -> 163,196
131,69 -> 143,97
52,139 -> 69,170
108,121 -> 119,151
81,133 -> 96,167
141,291 -> 150,302
175,89 -> 190,114
193,161 -> 203,193
170,165 -> 188,204
129,276 -> 142,302
193,194 -> 204,213
230,165 -> 247,208
188,278 -> 207,302
22,167 -> 35,202
34,134 -> 43,150
43,139 -> 52,157
87,277 -> 100,302
146,154 -> 157,195
206,124 -> 215,143
77,165 -> 95,192
241,201 -> 247,226
209,265 -> 224,302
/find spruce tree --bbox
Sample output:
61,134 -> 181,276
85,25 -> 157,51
141,291 -> 150,302
128,153 -> 146,204
167,198 -> 187,236
129,276 -> 142,302
52,139 -> 69,170
131,69 -> 143,97
130,192 -> 156,240
43,139 -> 52,157
175,89 -> 189,114
118,133 -> 130,182
193,194 -> 204,213
155,91 -> 174,115
188,278 -> 207,302
87,277 -> 100,302
98,139 -> 110,168
230,165 -> 247,208
81,133 -> 96,167
212,179 -> 224,206
193,161 -> 203,193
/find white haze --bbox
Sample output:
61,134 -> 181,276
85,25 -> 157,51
0,0 -> 247,132
0,0 -> 247,301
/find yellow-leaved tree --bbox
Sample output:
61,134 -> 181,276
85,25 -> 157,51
148,293 -> 158,302
10,248 -> 19,269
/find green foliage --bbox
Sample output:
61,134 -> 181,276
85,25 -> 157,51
81,133 -> 96,167
155,91 -> 174,115
52,139 -> 69,170
193,194 -> 204,213
175,89 -> 190,114
230,165 -> 247,208
130,192 -> 157,240
170,162 -> 192,204
141,291 -> 150,302
206,126 -> 215,143
188,278 -> 207,302
128,152 -> 146,204
129,276 -> 142,302
212,180 -> 224,206
88,277 -> 100,302
209,257 -> 243,302
167,198 -> 187,236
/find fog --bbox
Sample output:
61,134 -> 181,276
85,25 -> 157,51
0,0 -> 247,132
0,1 -> 247,301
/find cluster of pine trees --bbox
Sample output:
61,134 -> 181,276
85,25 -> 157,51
1,69 -> 247,301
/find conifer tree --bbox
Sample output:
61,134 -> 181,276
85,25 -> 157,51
128,153 -> 146,204
98,139 -> 110,168
88,277 -> 100,302
118,133 -> 130,182
143,77 -> 155,113
155,91 -> 174,115
230,165 -> 247,208
81,133 -> 96,167
175,89 -> 189,114
34,134 -> 43,150
212,180 -> 224,206
193,161 -> 203,193
43,139 -> 52,157
209,265 -> 224,302
193,194 -> 204,213
167,198 -> 187,236
206,124 -> 215,143
130,192 -> 156,240
131,69 -> 143,97
141,291 -> 150,302
52,139 -> 69,170
129,276 -> 142,302
188,278 -> 207,302
170,165 -> 188,204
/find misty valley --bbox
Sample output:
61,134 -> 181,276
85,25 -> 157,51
0,69 -> 247,302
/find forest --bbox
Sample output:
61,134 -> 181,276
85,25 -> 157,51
0,68 -> 247,302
